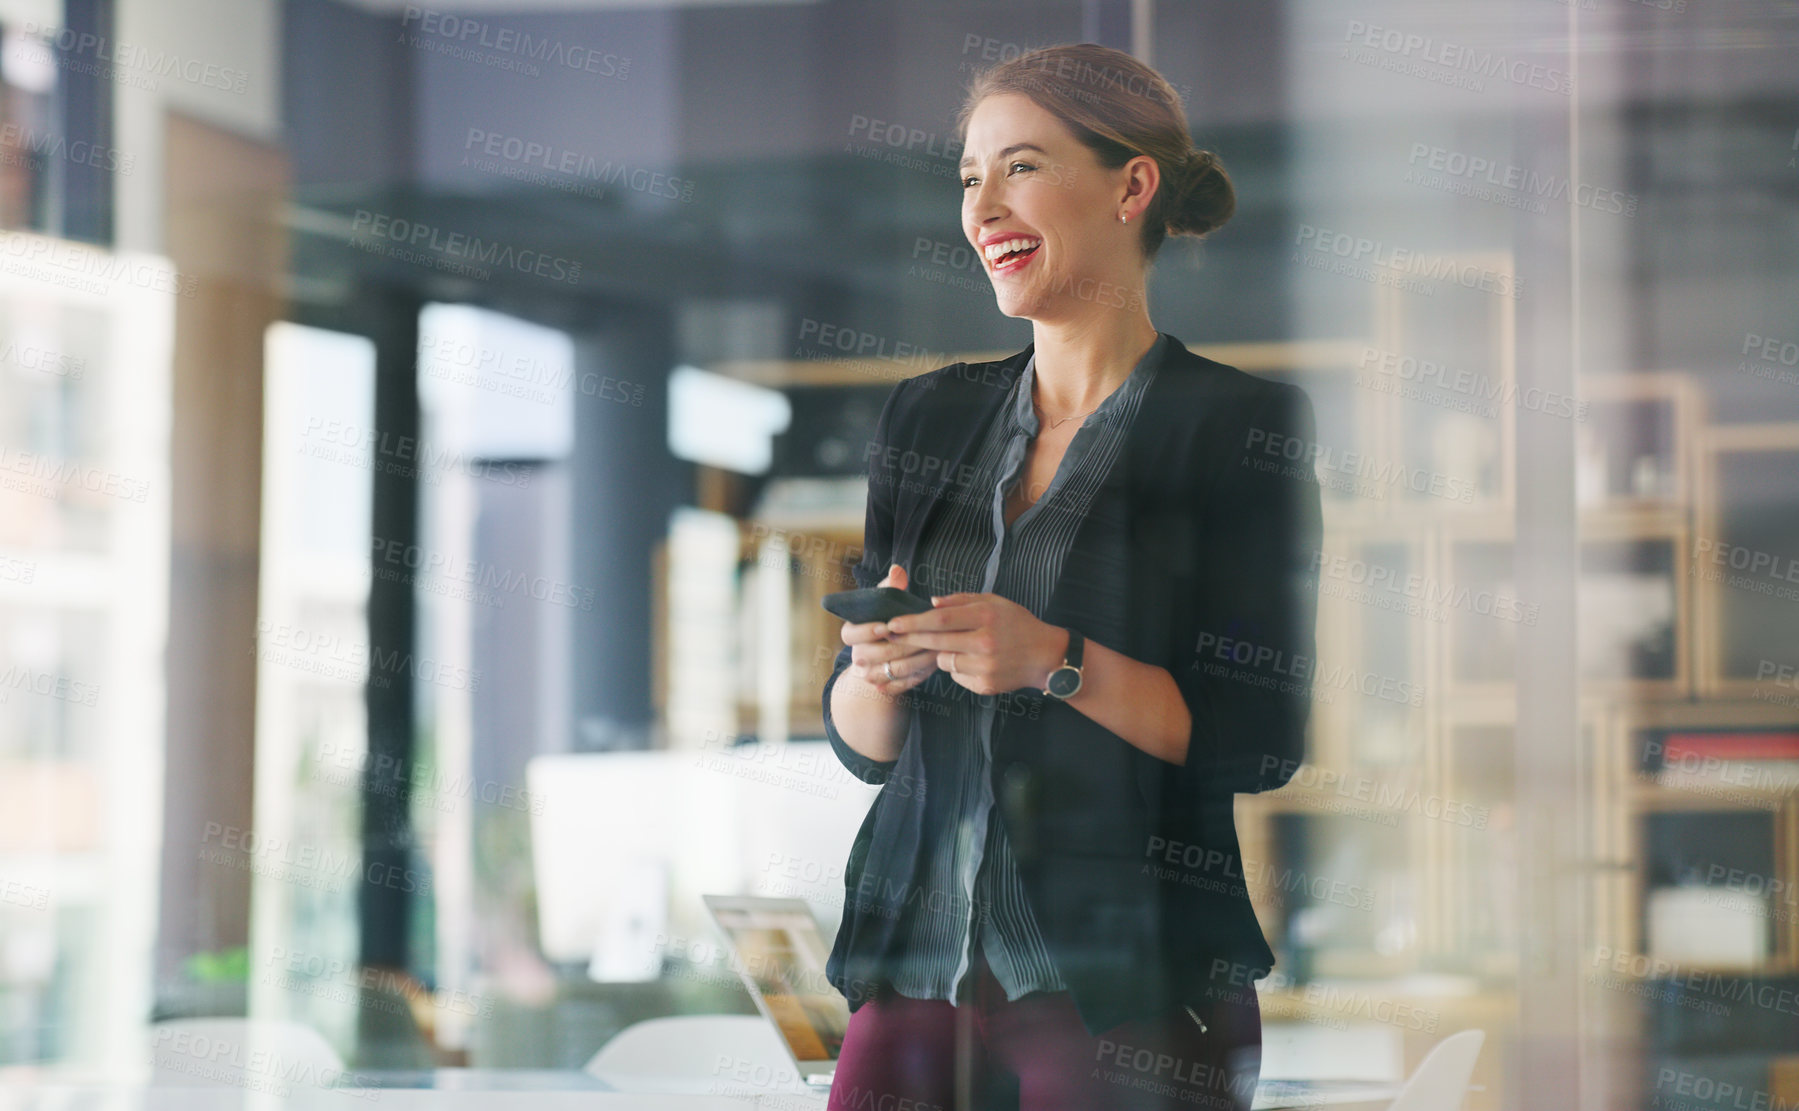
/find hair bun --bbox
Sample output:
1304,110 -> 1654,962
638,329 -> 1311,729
1166,147 -> 1235,239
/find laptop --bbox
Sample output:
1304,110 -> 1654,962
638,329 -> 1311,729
701,894 -> 846,1089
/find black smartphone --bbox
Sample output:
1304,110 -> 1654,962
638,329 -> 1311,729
821,586 -> 933,626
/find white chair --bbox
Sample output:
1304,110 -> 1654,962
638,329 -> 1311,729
1386,1029 -> 1485,1111
148,1018 -> 345,1088
584,1014 -> 803,1093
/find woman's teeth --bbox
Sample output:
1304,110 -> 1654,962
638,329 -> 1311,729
984,237 -> 1042,270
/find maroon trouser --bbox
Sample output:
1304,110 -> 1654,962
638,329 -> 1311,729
826,946 -> 1261,1111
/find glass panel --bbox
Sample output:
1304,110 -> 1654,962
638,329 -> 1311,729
7,3 -> 1788,1108
248,323 -> 377,1057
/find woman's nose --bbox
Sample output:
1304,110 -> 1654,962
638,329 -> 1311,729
966,180 -> 1005,220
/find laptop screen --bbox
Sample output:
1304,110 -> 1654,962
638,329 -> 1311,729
704,896 -> 850,1063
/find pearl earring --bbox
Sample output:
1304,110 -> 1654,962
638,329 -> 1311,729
1120,212 -> 1129,224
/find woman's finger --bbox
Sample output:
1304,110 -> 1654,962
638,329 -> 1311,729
871,668 -> 931,697
858,644 -> 938,690
840,619 -> 892,646
858,646 -> 916,681
851,637 -> 916,669
889,628 -> 985,655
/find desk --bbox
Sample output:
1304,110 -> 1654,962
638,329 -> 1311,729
0,1073 -> 1403,1110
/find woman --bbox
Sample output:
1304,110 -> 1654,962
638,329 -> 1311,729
820,43 -> 1322,1111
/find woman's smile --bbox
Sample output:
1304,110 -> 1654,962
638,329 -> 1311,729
983,234 -> 1044,276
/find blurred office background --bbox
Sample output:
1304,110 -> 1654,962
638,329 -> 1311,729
0,0 -> 1796,1107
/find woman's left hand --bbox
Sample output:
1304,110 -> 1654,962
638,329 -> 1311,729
884,593 -> 1065,696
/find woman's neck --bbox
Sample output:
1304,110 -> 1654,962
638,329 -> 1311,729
1028,311 -> 1160,416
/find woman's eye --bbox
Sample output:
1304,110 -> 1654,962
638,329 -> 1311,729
961,163 -> 1037,189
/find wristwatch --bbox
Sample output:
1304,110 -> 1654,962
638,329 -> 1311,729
1043,628 -> 1084,700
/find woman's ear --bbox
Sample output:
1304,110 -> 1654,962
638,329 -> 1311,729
1122,154 -> 1161,215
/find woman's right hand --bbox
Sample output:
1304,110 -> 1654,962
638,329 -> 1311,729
842,564 -> 939,697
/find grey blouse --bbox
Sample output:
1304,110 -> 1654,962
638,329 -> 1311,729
885,332 -> 1167,1004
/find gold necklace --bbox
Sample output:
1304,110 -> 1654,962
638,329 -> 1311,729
1033,397 -> 1096,430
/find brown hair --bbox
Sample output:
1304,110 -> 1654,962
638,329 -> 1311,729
955,42 -> 1235,257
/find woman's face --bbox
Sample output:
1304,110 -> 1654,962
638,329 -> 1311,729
959,92 -> 1153,322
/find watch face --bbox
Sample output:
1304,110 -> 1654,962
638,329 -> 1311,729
1046,666 -> 1081,699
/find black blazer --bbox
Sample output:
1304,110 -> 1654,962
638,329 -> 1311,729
821,334 -> 1323,1037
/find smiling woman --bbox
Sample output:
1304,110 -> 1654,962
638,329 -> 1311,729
819,41 -> 1321,1111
